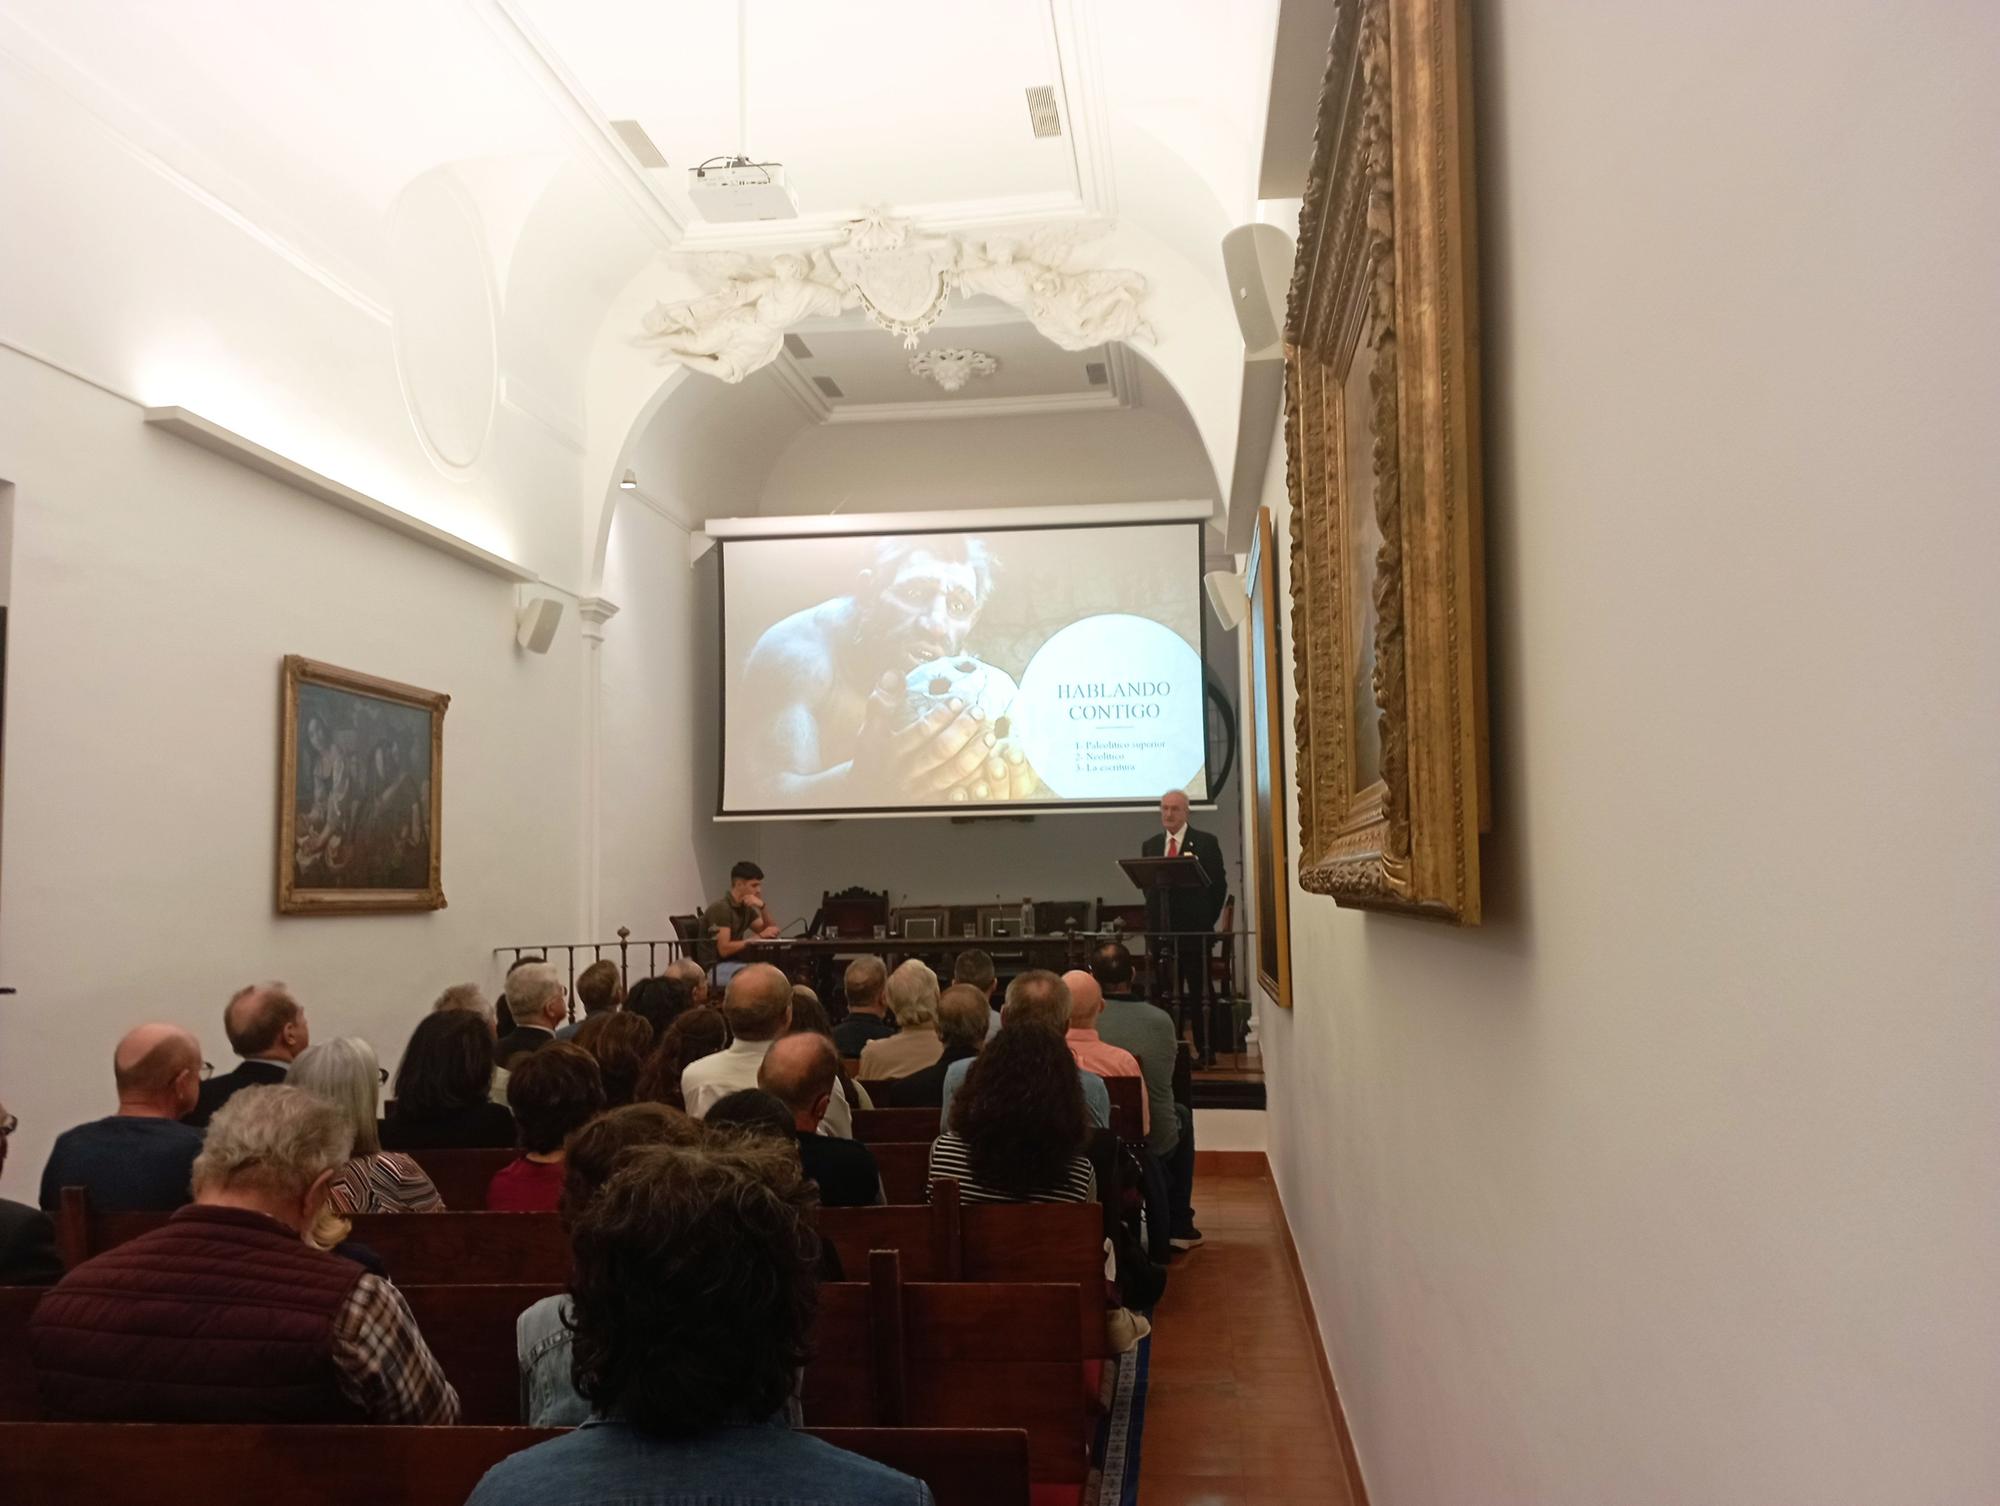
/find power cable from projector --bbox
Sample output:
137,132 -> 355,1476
691,155 -> 774,184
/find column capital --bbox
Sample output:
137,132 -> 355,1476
577,596 -> 620,643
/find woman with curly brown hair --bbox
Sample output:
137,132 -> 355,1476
634,1007 -> 728,1111
929,1024 -> 1095,1204
469,1140 -> 928,1506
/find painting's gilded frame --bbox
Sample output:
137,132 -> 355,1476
278,655 -> 448,915
1246,507 -> 1294,1007
1284,0 -> 1488,922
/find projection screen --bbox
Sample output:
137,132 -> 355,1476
718,520 -> 1210,817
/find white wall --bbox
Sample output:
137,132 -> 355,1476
0,351 -> 601,1195
1254,4 -> 2000,1503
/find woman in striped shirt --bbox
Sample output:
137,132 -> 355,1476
926,1025 -> 1097,1204
292,1036 -> 446,1214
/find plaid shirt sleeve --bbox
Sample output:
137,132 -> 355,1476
328,1274 -> 462,1425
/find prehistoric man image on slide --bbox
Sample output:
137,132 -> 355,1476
736,536 -> 1043,807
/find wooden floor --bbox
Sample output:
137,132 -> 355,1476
1137,1158 -> 1357,1505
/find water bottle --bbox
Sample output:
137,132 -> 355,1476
1019,896 -> 1034,935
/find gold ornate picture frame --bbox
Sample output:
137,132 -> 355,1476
1285,0 -> 1488,921
1246,507 -> 1294,1006
278,655 -> 447,914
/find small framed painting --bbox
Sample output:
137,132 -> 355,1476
1246,508 -> 1294,1007
278,655 -> 447,914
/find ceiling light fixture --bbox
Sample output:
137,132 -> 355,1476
619,470 -> 638,490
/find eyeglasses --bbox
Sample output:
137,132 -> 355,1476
199,1061 -> 215,1081
378,1068 -> 390,1085
0,1114 -> 17,1138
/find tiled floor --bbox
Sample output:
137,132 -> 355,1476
1137,1160 -> 1357,1505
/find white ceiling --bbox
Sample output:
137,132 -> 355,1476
512,0 -> 1097,236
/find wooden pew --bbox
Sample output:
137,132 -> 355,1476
1100,1073 -> 1145,1143
400,1283 -> 559,1425
402,1147 -> 516,1211
870,1140 -> 933,1205
804,1250 -> 1085,1496
852,1105 -> 943,1142
819,1182 -> 1108,1359
0,1423 -> 1032,1506
0,1287 -> 39,1421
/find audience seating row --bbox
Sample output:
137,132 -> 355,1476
52,1179 -> 1110,1355
0,1424 -> 1031,1506
1,1253 -> 1083,1488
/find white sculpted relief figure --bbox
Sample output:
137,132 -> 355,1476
638,213 -> 1151,382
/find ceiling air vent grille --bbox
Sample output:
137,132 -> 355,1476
1024,86 -> 1062,139
1084,361 -> 1108,386
609,119 -> 668,169
812,376 -> 845,399
783,334 -> 814,359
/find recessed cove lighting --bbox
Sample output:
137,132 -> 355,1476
619,470 -> 638,490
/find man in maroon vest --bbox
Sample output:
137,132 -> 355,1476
29,1084 -> 460,1424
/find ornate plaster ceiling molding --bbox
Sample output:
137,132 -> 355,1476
909,347 -> 998,393
636,208 -> 1152,383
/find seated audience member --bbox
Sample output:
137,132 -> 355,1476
495,954 -> 549,1035
829,954 -> 894,1057
868,983 -> 989,1108
0,1098 -> 60,1285
186,982 -> 310,1128
666,956 -> 712,1011
930,1026 -> 1094,1206
703,1088 -> 797,1143
520,1103 -> 705,1426
680,964 -> 793,1119
559,960 -> 625,1042
498,961 -> 567,1067
40,1023 -> 205,1213
634,1006 -> 728,1111
937,971 -> 1110,1131
858,960 -> 946,1082
573,1010 -> 654,1108
759,1035 -> 885,1207
467,1141 -> 926,1506
1061,971 -> 1149,1136
434,979 -> 514,1108
380,1010 -> 516,1150
783,990 -> 867,1137
30,1085 -> 460,1424
490,1042 -> 606,1212
291,1038 -> 445,1214
1091,939 -> 1199,1250
952,948 -> 1002,1041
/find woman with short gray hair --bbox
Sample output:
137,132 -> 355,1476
291,1036 -> 446,1214
856,959 -> 946,1082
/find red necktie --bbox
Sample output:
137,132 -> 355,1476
1167,836 -> 1179,857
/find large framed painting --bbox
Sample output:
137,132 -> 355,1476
1246,507 -> 1293,1007
1285,0 -> 1489,922
278,656 -> 447,914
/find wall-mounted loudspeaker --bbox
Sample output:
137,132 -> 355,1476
516,595 -> 564,654
1204,568 -> 1250,632
1220,222 -> 1296,355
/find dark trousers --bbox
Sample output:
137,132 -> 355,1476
1167,1103 -> 1197,1235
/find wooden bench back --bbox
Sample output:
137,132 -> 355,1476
1100,1073 -> 1144,1141
869,1140 -> 932,1204
803,1251 -> 1084,1486
852,1105 -> 943,1142
0,1423 -> 1031,1506
402,1147 -> 517,1210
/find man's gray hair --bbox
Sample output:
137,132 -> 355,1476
506,961 -> 564,1019
1001,969 -> 1072,1034
885,959 -> 940,1030
289,1036 -> 384,1156
192,1085 -> 354,1202
432,982 -> 493,1022
843,954 -> 887,1008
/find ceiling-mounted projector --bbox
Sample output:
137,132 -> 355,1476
688,156 -> 799,222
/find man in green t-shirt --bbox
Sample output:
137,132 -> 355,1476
704,860 -> 781,983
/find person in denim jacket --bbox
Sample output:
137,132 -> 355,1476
478,1136 -> 928,1506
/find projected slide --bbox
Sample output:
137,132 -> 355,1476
720,522 -> 1209,815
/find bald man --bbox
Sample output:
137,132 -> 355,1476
758,1034 -> 883,1207
40,1024 -> 206,1212
186,982 -> 310,1129
1061,971 -> 1148,1138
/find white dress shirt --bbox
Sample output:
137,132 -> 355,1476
681,1035 -> 853,1136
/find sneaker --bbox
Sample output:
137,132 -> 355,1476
1105,1307 -> 1152,1353
1169,1227 -> 1205,1251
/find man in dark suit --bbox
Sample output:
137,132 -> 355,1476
1140,789 -> 1229,1064
496,960 -> 567,1068
0,1097 -> 60,1285
185,982 -> 310,1129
